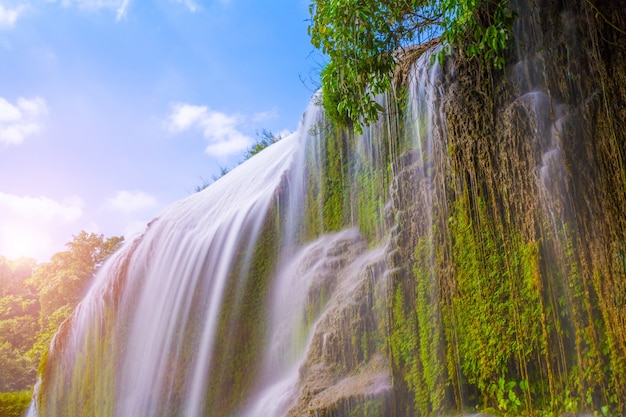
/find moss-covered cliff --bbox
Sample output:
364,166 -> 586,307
292,0 -> 626,415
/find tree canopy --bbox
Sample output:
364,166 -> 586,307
0,232 -> 123,395
26,231 -> 124,359
308,0 -> 515,132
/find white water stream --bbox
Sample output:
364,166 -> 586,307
31,99 -> 331,417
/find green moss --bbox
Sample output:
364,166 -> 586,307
348,398 -> 383,417
203,204 -> 280,416
413,237 -> 445,414
448,195 -> 543,412
389,283 -> 419,408
322,125 -> 349,232
302,93 -> 403,247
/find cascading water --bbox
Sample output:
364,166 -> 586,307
31,69 -> 400,415
31,99 -> 326,416
29,0 -> 626,415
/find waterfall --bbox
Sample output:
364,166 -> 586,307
32,69 -> 401,415
31,100 -> 327,416
28,1 -> 626,414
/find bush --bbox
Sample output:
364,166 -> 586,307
0,391 -> 32,417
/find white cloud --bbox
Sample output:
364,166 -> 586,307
0,98 -> 21,122
0,5 -> 23,29
105,190 -> 157,214
0,96 -> 48,145
0,192 -> 83,221
16,97 -> 47,116
175,0 -> 199,12
166,103 -> 253,157
115,0 -> 130,20
48,0 -> 129,20
167,103 -> 208,132
252,109 -> 278,123
205,136 -> 252,157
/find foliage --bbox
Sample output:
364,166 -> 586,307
0,391 -> 31,417
449,196 -> 541,412
440,0 -> 515,68
0,342 -> 35,392
246,128 -> 284,158
0,232 -> 123,393
0,257 -> 38,392
27,231 -> 123,323
309,0 -> 426,132
308,0 -> 514,132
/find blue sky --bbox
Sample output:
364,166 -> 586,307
0,0 -> 320,261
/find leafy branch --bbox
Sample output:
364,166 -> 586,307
308,0 -> 515,132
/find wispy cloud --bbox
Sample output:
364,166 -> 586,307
0,192 -> 83,221
252,109 -> 278,123
0,5 -> 22,29
0,97 -> 48,145
0,4 -> 24,29
105,190 -> 157,214
52,0 -> 206,19
175,0 -> 199,12
166,103 -> 253,157
46,0 -> 130,21
116,0 -> 130,20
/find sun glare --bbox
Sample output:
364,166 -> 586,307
0,223 -> 52,261
9,235 -> 34,259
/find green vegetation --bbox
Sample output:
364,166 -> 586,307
15,3 -> 626,412
0,257 -> 38,393
0,232 -> 123,415
387,184 -> 626,416
0,391 -> 31,417
301,107 -> 401,245
348,398 -> 383,417
246,128 -> 284,158
27,231 -> 124,360
308,0 -> 515,131
448,196 -> 543,413
204,206 -> 281,416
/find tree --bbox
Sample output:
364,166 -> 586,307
0,232 -> 123,393
26,232 -> 124,358
308,0 -> 515,132
0,391 -> 31,417
0,258 -> 39,392
0,257 -> 36,298
0,342 -> 33,392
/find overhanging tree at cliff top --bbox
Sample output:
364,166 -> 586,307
309,0 -> 514,132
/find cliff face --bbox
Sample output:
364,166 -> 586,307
292,0 -> 626,415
